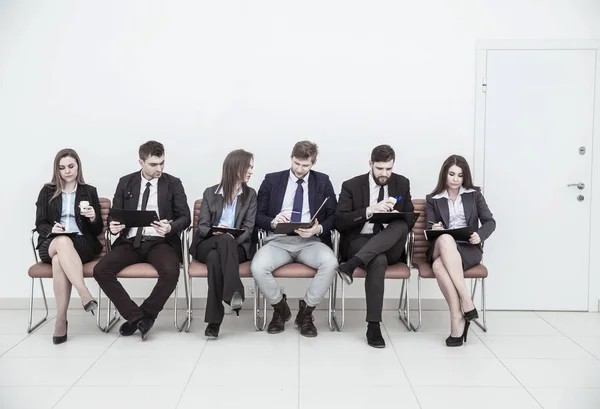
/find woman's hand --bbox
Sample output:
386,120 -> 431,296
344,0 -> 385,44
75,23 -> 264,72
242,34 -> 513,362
431,222 -> 444,231
469,232 -> 481,245
80,206 -> 96,221
52,222 -> 65,233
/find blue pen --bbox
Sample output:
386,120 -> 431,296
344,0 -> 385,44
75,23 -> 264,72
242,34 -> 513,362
396,196 -> 402,201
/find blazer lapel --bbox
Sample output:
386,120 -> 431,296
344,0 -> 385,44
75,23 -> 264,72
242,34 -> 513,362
157,176 -> 168,218
128,175 -> 141,211
388,176 -> 397,200
234,192 -> 244,227
214,192 -> 224,224
308,171 -> 316,216
437,198 -> 450,228
462,192 -> 474,224
274,171 -> 288,214
362,173 -> 370,208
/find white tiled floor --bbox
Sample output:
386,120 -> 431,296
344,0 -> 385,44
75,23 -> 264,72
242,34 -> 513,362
1,309 -> 600,408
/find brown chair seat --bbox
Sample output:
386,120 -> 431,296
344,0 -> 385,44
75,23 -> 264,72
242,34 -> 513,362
114,263 -> 160,278
188,260 -> 252,278
412,258 -> 488,279
28,258 -> 101,278
272,263 -> 316,278
352,262 -> 410,279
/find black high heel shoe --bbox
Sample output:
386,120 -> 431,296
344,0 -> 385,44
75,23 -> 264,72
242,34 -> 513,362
446,320 -> 470,347
464,308 -> 479,321
230,292 -> 243,317
83,300 -> 98,316
53,321 -> 68,345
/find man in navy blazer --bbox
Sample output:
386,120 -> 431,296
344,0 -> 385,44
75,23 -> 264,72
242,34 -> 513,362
251,141 -> 338,338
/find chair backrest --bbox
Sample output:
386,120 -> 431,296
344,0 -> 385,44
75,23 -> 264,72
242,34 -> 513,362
98,197 -> 111,256
193,199 -> 202,237
412,199 -> 427,261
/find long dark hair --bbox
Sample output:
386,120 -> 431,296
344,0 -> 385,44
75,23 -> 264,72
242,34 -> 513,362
431,154 -> 477,196
219,149 -> 253,204
48,148 -> 85,200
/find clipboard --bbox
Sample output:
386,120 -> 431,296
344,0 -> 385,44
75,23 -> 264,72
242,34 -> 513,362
424,226 -> 472,243
369,212 -> 420,225
45,231 -> 79,240
110,209 -> 160,227
273,197 -> 330,235
208,226 -> 245,238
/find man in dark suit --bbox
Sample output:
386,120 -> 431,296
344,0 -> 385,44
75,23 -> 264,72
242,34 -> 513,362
335,145 -> 414,348
93,141 -> 191,340
251,141 -> 338,338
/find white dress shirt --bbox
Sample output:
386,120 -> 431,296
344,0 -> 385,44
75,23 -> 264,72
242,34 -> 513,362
127,172 -> 161,238
280,170 -> 311,222
360,172 -> 389,235
432,187 -> 475,229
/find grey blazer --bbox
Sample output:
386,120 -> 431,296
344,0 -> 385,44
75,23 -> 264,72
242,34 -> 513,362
191,184 -> 257,258
425,188 -> 496,243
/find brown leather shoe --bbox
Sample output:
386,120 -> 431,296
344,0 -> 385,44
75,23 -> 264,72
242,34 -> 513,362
267,294 -> 292,334
295,300 -> 317,338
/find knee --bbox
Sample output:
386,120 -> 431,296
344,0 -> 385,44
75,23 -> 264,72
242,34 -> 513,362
432,258 -> 445,275
250,256 -> 268,278
216,233 -> 236,244
53,236 -> 73,249
368,254 -> 388,274
319,252 -> 338,272
437,234 -> 456,251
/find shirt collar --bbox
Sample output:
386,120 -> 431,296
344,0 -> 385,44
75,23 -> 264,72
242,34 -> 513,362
141,171 -> 159,187
215,185 -> 243,196
432,186 -> 476,199
62,183 -> 78,194
289,169 -> 309,185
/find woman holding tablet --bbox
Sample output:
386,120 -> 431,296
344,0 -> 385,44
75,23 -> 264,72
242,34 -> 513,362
426,154 -> 496,347
190,149 -> 257,338
35,149 -> 103,344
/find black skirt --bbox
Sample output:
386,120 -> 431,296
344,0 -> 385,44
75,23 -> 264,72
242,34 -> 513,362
426,240 -> 483,271
37,234 -> 98,264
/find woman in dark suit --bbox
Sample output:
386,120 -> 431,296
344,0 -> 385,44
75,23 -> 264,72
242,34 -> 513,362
35,149 -> 103,344
190,149 -> 257,339
426,155 -> 496,347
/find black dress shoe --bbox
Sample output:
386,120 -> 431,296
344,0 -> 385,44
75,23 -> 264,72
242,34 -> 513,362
205,323 -> 221,339
52,321 -> 68,345
336,262 -> 355,285
137,318 -> 155,341
366,322 -> 386,348
119,320 -> 139,337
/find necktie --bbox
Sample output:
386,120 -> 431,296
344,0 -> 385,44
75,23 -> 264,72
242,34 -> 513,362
291,179 -> 305,222
373,185 -> 384,234
133,181 -> 152,248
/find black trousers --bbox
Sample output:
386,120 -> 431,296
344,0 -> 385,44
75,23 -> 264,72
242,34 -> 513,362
93,238 -> 180,323
348,220 -> 409,322
193,234 -> 247,324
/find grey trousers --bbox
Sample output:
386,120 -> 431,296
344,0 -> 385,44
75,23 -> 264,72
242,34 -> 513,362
250,236 -> 338,307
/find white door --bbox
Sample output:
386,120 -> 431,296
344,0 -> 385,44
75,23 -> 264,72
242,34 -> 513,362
480,49 -> 596,310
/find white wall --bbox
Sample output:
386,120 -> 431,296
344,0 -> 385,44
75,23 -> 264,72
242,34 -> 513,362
1,1 -> 599,306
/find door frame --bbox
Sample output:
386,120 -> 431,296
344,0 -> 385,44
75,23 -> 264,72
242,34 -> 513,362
473,40 -> 600,311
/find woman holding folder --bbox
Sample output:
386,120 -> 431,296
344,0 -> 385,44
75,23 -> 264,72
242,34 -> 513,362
426,154 -> 496,347
35,149 -> 103,344
190,149 -> 257,338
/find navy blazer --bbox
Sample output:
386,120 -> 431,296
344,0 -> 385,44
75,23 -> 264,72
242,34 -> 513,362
425,188 -> 496,243
255,169 -> 337,246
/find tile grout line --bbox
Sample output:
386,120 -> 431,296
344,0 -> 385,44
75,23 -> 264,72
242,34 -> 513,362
533,312 -> 600,362
0,317 -> 56,358
297,329 -> 300,409
470,328 -> 544,408
382,322 -> 423,409
174,336 -> 209,409
51,333 -> 121,409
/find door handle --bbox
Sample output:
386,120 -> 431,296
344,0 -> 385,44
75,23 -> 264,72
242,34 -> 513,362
567,183 -> 585,190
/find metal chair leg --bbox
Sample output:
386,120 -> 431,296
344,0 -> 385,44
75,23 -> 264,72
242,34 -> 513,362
254,280 -> 267,331
410,275 -> 423,331
398,278 -> 412,331
174,267 -> 192,332
330,275 -> 344,331
96,287 -> 120,333
471,278 -> 487,332
27,278 -> 49,333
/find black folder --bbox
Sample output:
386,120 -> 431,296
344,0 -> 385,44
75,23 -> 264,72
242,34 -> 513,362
208,226 -> 245,238
273,197 -> 330,235
110,209 -> 160,227
369,212 -> 420,225
424,226 -> 472,243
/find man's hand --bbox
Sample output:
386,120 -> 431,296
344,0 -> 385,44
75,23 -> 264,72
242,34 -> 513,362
271,212 -> 290,229
368,198 -> 395,215
109,221 -> 126,235
152,220 -> 172,237
295,220 -> 320,238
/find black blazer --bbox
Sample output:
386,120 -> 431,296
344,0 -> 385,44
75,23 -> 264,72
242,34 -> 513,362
255,169 -> 337,247
336,173 -> 414,260
425,188 -> 496,243
108,171 -> 191,261
191,184 -> 258,258
35,183 -> 103,253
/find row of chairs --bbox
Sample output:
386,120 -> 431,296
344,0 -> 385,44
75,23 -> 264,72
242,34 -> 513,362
26,198 -> 488,334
